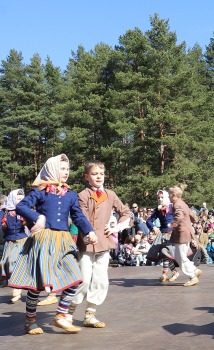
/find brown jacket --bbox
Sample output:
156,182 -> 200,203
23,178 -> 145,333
170,198 -> 197,244
77,188 -> 130,253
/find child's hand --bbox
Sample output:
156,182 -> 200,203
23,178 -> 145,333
83,231 -> 98,245
104,224 -> 119,237
152,226 -> 161,235
30,215 -> 46,236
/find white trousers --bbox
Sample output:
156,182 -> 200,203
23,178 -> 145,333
174,243 -> 196,278
72,251 -> 110,306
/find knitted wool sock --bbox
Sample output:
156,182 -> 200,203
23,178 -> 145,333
169,259 -> 176,273
26,290 -> 40,319
57,286 -> 78,314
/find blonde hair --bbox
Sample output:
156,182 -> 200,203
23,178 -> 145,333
168,184 -> 187,198
84,160 -> 105,174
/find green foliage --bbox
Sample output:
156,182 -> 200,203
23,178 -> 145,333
0,15 -> 213,209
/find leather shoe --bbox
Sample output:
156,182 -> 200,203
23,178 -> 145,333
183,277 -> 199,287
159,274 -> 168,282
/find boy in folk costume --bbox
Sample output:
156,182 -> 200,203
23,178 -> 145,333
8,154 -> 97,335
69,160 -> 130,328
169,185 -> 202,287
146,190 -> 179,282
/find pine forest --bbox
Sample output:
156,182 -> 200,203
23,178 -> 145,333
0,14 -> 213,208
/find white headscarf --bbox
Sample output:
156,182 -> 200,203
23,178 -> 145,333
32,154 -> 69,188
2,189 -> 24,210
157,190 -> 170,206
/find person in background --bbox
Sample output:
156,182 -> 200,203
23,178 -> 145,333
109,210 -> 120,266
130,203 -> 140,235
206,233 -> 214,263
132,234 -> 151,266
146,190 -> 179,282
136,207 -> 150,235
8,154 -> 97,335
169,185 -> 202,287
0,189 -> 31,302
194,224 -> 209,264
0,194 -> 7,263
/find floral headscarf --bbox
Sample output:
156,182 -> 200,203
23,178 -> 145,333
32,154 -> 70,195
2,189 -> 24,211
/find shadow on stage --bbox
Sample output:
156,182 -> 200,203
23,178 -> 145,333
109,278 -> 185,288
163,306 -> 214,339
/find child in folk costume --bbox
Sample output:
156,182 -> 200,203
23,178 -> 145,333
0,189 -> 31,302
68,160 -> 130,328
0,194 -> 7,262
8,154 -> 97,335
146,190 -> 179,282
169,185 -> 202,287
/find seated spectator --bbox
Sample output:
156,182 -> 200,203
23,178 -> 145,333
206,237 -> 214,263
137,208 -> 150,235
147,231 -> 157,245
207,228 -> 214,240
118,235 -> 137,266
132,234 -> 151,266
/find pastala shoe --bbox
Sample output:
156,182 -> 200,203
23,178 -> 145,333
37,294 -> 58,306
169,272 -> 180,282
11,294 -> 22,303
183,277 -> 199,287
83,311 -> 105,328
11,288 -> 22,303
52,313 -> 81,333
25,318 -> 43,335
159,274 -> 168,282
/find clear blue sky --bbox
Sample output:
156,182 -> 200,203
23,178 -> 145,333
1,0 -> 213,71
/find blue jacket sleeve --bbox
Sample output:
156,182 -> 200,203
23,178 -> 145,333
0,210 -> 5,229
146,209 -> 158,230
16,189 -> 42,223
69,193 -> 93,235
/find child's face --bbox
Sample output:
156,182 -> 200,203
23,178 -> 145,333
59,161 -> 69,183
157,193 -> 164,205
85,165 -> 105,188
148,233 -> 156,242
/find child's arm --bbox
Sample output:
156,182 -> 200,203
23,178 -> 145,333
70,192 -> 97,245
0,209 -> 5,229
112,195 -> 130,231
16,188 -> 43,223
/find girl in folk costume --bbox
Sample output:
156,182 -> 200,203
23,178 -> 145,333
8,154 -> 97,335
146,190 -> 179,282
0,189 -> 31,302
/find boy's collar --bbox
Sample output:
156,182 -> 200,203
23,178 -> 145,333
89,184 -> 104,192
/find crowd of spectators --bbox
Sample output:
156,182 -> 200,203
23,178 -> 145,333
109,202 -> 214,267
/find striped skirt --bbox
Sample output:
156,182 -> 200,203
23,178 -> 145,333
8,229 -> 82,293
0,238 -> 28,279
